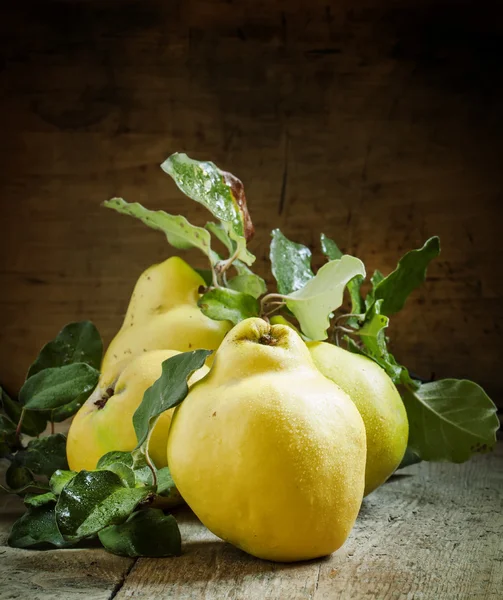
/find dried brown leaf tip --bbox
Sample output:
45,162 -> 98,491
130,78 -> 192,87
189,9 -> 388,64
223,171 -> 255,242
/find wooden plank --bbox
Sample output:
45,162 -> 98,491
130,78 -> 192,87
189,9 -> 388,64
0,494 -> 134,600
113,445 -> 503,600
1,447 -> 501,598
0,0 -> 502,404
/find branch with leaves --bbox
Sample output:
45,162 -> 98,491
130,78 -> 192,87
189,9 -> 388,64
1,151 -> 499,558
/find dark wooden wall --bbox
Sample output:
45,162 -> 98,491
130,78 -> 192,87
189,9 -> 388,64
1,1 -> 502,404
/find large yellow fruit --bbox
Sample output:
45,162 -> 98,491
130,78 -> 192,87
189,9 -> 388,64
67,349 -> 209,472
168,318 -> 366,562
308,342 -> 408,496
101,256 -> 231,383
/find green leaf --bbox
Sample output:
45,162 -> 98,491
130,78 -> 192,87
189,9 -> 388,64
371,237 -> 440,316
50,391 -> 90,422
320,234 -> 364,322
25,492 -> 57,507
9,504 -> 68,549
194,268 -> 213,287
27,321 -> 103,378
320,233 -> 343,261
284,256 -> 366,340
357,300 -> 402,382
355,301 -> 420,389
162,153 -> 255,266
56,470 -> 150,540
198,288 -> 259,325
13,434 -> 69,478
5,464 -> 34,491
397,447 -> 422,470
227,273 -> 267,299
98,508 -> 181,558
104,198 -> 215,263
20,363 -> 99,411
0,414 -> 16,457
100,462 -> 136,488
401,379 -> 500,463
133,350 -> 212,448
365,269 -> 385,311
97,451 -> 134,470
270,229 -> 314,295
156,467 -> 177,497
1,386 -> 47,436
49,470 -> 77,495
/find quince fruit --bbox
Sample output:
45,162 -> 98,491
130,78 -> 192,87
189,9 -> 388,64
167,318 -> 366,562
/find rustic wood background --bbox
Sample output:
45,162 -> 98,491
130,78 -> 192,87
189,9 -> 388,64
0,0 -> 502,404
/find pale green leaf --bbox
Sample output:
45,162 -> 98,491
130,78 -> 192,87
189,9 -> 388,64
104,198 -> 214,262
285,256 -> 366,340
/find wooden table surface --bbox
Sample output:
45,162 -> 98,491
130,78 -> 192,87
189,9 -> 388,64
1,443 -> 501,600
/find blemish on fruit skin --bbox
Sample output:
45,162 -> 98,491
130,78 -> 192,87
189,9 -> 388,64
94,388 -> 114,410
212,412 -> 217,417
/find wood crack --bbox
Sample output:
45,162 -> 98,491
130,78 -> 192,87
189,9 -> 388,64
108,558 -> 138,600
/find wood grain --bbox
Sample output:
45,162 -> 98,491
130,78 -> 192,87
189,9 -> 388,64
0,0 -> 502,403
2,445 -> 500,599
0,496 -> 134,600
113,445 -> 503,600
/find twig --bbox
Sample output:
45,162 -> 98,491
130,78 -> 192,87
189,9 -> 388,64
15,408 -> 26,440
260,293 -> 288,318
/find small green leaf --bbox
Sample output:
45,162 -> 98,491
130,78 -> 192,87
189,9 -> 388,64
13,434 -> 69,478
104,198 -> 215,263
320,234 -> 365,321
49,470 -> 77,495
355,301 -> 420,389
98,508 -> 181,558
365,269 -> 385,310
1,386 -> 47,436
401,379 -> 499,463
5,464 -> 34,491
320,233 -> 343,261
285,256 -> 366,340
25,492 -> 57,507
20,363 -> 99,411
397,447 -> 422,470
100,463 -> 136,488
227,273 -> 267,299
162,153 -> 255,266
133,350 -> 212,448
9,504 -> 68,549
198,288 -> 259,325
270,229 -> 314,295
27,321 -> 103,378
56,470 -> 149,540
97,451 -> 134,469
156,467 -> 177,497
371,237 -> 440,316
357,300 -> 402,382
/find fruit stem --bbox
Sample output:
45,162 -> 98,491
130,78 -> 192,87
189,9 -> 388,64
144,424 -> 158,489
215,246 -> 241,285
